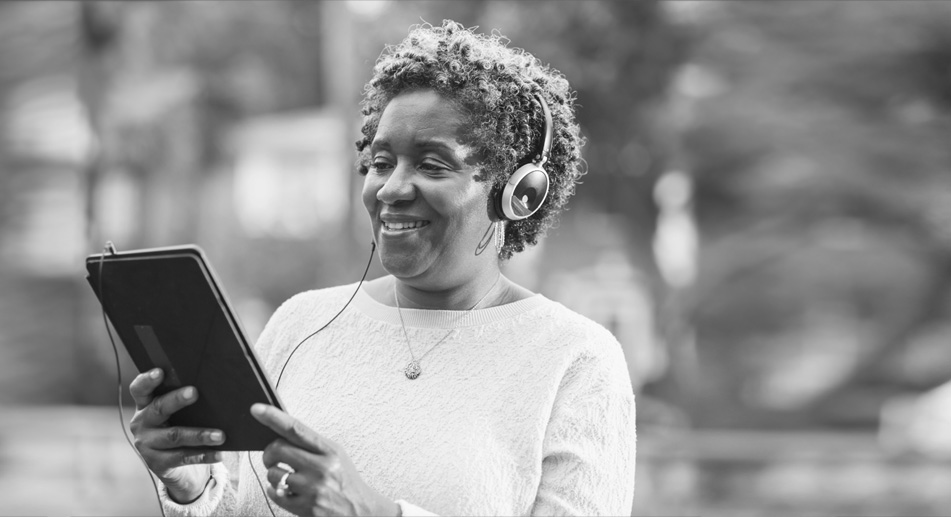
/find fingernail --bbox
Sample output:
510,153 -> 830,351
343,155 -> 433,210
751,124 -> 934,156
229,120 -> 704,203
210,431 -> 223,443
150,369 -> 161,379
250,403 -> 265,416
182,387 -> 195,399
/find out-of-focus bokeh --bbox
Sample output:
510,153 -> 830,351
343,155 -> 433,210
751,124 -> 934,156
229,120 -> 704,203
1,1 -> 950,515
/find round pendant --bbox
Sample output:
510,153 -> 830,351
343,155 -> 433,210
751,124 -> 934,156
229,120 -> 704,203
404,360 -> 421,380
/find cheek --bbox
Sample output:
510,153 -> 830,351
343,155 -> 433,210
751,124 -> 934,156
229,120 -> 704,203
362,176 -> 380,213
442,185 -> 492,230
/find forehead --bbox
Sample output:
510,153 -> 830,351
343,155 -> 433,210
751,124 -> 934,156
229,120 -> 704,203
373,90 -> 466,144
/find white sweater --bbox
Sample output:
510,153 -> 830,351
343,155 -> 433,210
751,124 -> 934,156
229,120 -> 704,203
160,283 -> 636,516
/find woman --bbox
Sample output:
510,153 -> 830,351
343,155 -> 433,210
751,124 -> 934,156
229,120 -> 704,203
128,20 -> 636,516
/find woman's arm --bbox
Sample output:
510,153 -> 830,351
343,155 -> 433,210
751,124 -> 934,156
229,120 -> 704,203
159,453 -> 239,516
531,346 -> 638,516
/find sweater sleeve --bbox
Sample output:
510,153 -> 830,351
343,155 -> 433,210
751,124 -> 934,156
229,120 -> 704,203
158,459 -> 239,516
531,338 -> 637,516
395,499 -> 440,516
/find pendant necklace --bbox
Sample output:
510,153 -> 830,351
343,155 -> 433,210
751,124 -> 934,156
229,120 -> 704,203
394,274 -> 502,380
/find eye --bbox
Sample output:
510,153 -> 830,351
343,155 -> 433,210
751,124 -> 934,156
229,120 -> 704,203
419,160 -> 449,173
369,158 -> 394,173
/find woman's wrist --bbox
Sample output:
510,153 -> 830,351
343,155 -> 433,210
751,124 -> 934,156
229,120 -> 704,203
166,469 -> 214,505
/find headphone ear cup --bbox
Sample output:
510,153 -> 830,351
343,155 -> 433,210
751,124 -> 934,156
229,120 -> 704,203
499,164 -> 550,221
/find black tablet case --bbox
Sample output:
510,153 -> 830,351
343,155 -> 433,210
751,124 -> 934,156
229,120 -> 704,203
86,246 -> 282,451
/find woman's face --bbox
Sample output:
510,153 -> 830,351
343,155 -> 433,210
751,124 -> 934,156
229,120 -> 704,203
362,89 -> 494,287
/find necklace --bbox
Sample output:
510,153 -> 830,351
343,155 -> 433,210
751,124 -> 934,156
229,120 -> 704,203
394,274 -> 502,380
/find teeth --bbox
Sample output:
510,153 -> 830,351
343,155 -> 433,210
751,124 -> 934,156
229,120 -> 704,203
384,221 -> 429,231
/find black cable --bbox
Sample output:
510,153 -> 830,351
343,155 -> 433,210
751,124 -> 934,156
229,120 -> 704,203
99,242 -> 168,517
245,242 -> 376,512
275,241 -> 376,389
248,451 -> 278,517
250,242 -> 380,512
248,242 -> 376,517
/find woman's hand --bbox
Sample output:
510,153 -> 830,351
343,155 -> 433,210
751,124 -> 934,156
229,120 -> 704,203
128,368 -> 226,503
251,403 -> 400,517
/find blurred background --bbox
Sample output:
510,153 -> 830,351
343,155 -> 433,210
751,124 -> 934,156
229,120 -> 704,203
1,1 -> 950,515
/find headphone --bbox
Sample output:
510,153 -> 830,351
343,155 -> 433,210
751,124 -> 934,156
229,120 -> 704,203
495,93 -> 553,221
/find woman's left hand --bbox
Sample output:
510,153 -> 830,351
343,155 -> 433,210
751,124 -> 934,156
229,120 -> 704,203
251,403 -> 400,517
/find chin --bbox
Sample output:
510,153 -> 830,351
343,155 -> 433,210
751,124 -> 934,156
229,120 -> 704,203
378,248 -> 429,279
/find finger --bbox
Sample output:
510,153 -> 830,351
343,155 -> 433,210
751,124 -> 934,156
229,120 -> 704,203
152,449 -> 223,472
144,426 -> 226,450
271,469 -> 326,503
266,485 -> 297,512
251,404 -> 334,455
177,449 -> 224,467
261,439 -> 326,472
266,465 -> 304,490
264,466 -> 300,512
266,482 -> 315,514
135,434 -> 223,472
129,368 -> 163,410
140,386 -> 199,427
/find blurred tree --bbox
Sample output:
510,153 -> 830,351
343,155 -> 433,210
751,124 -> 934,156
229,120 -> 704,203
678,2 -> 951,427
484,0 -> 688,266
79,0 -> 122,247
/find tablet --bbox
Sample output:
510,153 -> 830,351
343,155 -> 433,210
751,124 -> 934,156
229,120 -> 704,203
85,244 -> 283,451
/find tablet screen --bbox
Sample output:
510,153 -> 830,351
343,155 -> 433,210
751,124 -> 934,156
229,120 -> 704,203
86,246 -> 282,451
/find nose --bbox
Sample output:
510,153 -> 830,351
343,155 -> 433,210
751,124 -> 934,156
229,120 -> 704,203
376,163 -> 415,205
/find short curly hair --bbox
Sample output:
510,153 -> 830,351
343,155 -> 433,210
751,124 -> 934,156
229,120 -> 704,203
356,20 -> 585,260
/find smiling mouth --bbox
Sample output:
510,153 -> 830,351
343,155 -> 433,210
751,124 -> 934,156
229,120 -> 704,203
383,221 -> 430,231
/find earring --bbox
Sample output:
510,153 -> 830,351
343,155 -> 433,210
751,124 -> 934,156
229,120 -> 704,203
495,221 -> 506,255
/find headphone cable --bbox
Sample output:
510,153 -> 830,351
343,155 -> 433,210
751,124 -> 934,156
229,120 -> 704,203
275,241 -> 375,390
99,242 -> 169,517
248,241 -> 376,516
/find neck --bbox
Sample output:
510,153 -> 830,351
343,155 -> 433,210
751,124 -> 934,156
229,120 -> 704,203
393,271 -> 503,310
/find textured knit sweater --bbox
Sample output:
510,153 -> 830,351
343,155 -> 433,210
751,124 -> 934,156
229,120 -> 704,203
160,283 -> 637,516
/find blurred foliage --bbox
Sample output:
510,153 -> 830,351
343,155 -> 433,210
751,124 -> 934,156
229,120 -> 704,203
0,0 -> 948,433
2,2 -> 951,514
679,2 -> 951,427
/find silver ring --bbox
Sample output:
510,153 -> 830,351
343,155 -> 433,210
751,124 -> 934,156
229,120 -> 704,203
275,470 -> 293,497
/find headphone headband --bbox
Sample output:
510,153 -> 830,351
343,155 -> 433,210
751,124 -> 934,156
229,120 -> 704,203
495,92 -> 554,223
534,93 -> 553,167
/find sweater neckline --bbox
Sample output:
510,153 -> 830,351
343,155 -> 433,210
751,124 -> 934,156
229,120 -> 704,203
353,286 -> 548,329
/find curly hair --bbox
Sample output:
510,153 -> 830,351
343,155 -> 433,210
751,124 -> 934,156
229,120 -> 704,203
355,20 -> 585,260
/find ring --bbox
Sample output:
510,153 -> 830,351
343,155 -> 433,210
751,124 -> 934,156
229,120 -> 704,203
275,471 -> 293,497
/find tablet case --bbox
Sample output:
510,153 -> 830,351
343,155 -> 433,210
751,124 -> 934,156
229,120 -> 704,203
85,245 -> 283,451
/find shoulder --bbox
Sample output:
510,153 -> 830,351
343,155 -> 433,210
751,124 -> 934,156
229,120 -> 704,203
528,297 -> 634,394
528,297 -> 625,357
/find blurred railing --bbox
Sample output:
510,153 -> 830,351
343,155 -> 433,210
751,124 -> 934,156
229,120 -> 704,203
0,405 -> 159,516
634,428 -> 951,516
1,406 -> 949,516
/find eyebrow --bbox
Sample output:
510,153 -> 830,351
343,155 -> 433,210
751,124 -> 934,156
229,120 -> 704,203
369,137 -> 460,156
416,139 -> 457,154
